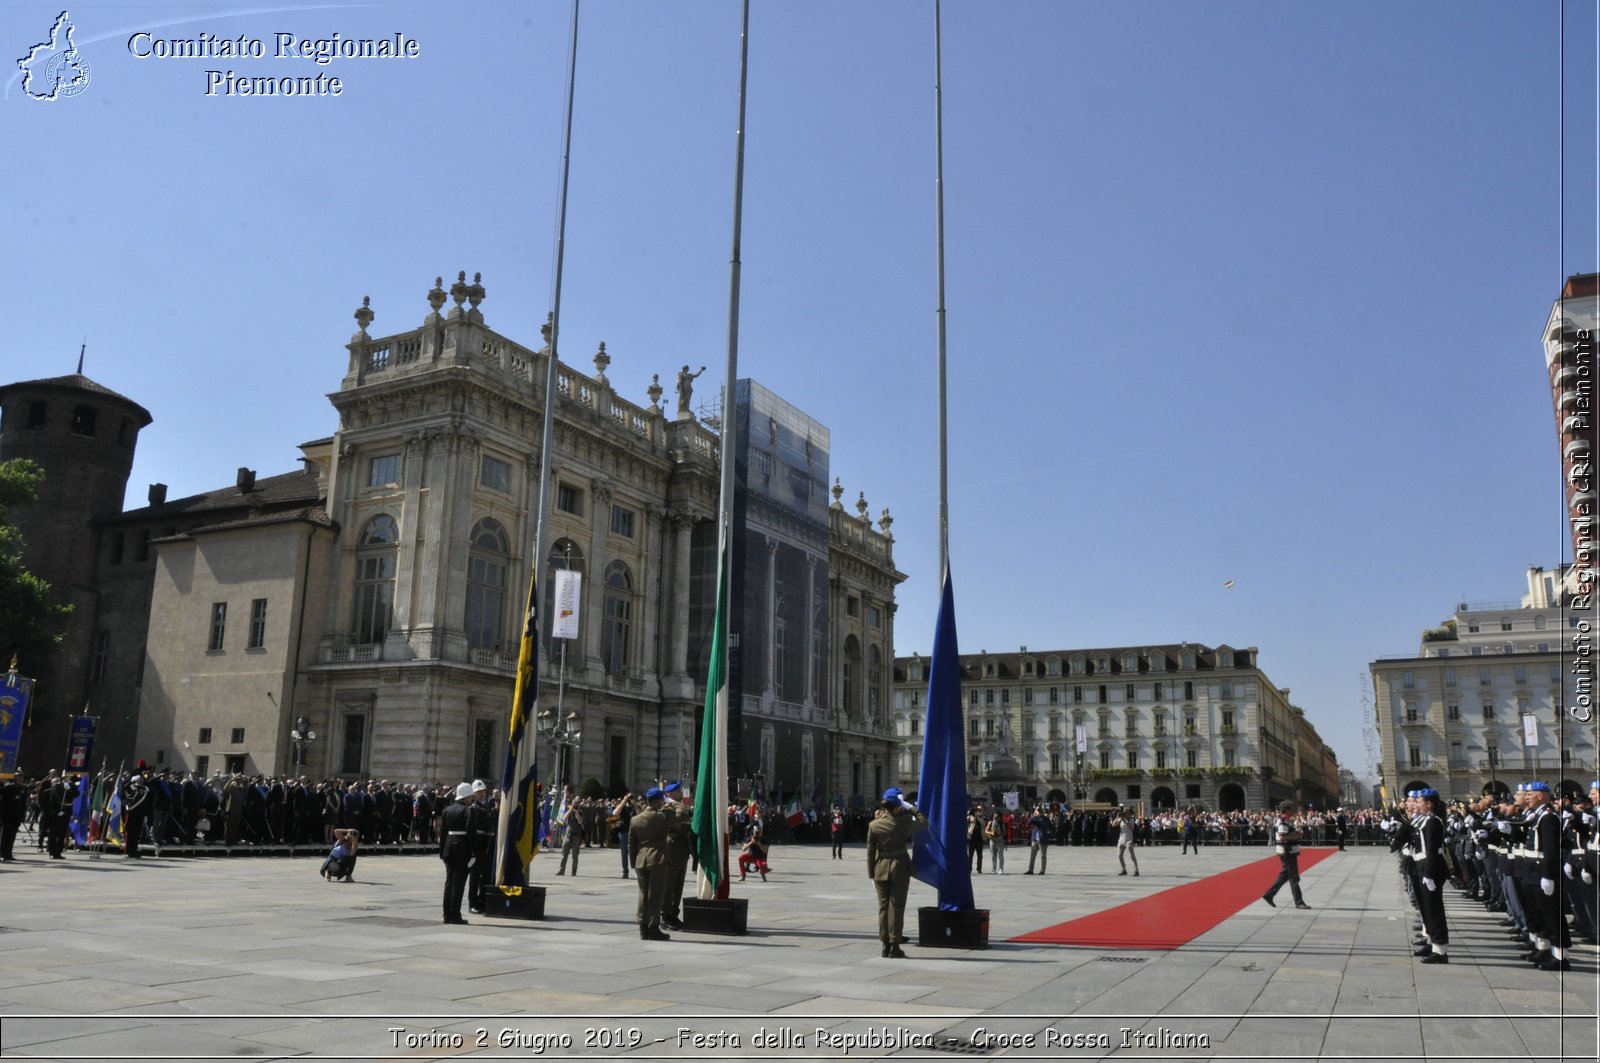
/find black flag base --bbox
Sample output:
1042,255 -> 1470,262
682,897 -> 749,936
917,906 -> 990,949
485,885 -> 547,920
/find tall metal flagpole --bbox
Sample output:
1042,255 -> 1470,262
496,0 -> 580,888
707,0 -> 750,900
933,0 -> 950,578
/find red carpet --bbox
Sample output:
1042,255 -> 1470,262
1010,848 -> 1337,950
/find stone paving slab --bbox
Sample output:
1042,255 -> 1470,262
0,843 -> 1595,1061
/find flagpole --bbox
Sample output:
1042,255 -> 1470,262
696,0 -> 750,905
933,0 -> 950,578
495,0 -> 580,892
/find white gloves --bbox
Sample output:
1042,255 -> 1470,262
1584,868 -> 1594,885
1541,877 -> 1555,896
899,798 -> 918,812
1564,862 -> 1574,878
1422,877 -> 1436,891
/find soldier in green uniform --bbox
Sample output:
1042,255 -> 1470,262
659,781 -> 693,930
628,788 -> 672,940
866,787 -> 928,958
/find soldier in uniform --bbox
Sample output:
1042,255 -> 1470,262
1412,788 -> 1450,963
1523,781 -> 1571,970
0,772 -> 27,860
438,782 -> 476,925
628,788 -> 671,940
467,780 -> 495,914
612,791 -> 635,879
122,774 -> 152,858
659,782 -> 693,931
1261,800 -> 1311,909
866,786 -> 928,958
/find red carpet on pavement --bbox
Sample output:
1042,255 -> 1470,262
1010,848 -> 1337,950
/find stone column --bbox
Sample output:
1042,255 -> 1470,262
639,504 -> 665,698
664,508 -> 696,698
764,536 -> 778,700
584,478 -> 613,676
803,554 -> 817,708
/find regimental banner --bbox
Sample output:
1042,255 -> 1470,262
551,569 -> 582,640
0,673 -> 31,776
67,715 -> 97,772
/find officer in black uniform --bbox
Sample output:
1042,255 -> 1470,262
467,780 -> 495,914
438,782 -> 476,925
1412,788 -> 1450,963
1523,780 -> 1571,970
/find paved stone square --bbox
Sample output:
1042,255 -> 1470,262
0,840 -> 1594,1062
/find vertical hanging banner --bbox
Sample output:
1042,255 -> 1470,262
66,716 -> 97,772
551,569 -> 583,640
1522,714 -> 1539,748
1074,722 -> 1087,754
0,673 -> 32,775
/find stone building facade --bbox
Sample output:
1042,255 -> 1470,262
892,643 -> 1340,812
1370,566 -> 1592,803
12,273 -> 901,796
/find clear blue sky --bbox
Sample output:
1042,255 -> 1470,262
5,1 -> 1596,782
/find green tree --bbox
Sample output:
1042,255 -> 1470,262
0,459 -> 72,676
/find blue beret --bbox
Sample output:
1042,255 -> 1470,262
1590,781 -> 1600,791
644,786 -> 662,800
1417,788 -> 1437,798
1516,783 -> 1527,792
1527,781 -> 1552,793
882,787 -> 903,803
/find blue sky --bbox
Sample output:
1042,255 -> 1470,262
4,1 -> 1596,782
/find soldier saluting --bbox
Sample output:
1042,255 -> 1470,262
628,789 -> 672,940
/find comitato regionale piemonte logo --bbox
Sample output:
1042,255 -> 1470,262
18,10 -> 91,101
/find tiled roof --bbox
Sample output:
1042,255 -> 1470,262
113,469 -> 322,521
0,374 -> 153,423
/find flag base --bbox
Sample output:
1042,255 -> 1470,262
484,886 -> 547,920
682,897 -> 748,936
917,906 -> 990,949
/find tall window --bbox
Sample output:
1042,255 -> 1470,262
341,713 -> 367,775
610,505 -> 635,537
472,718 -> 495,779
1099,750 -> 1111,770
90,631 -> 110,683
353,515 -> 398,644
208,602 -> 227,651
843,635 -> 861,716
248,598 -> 267,649
466,518 -> 509,650
601,560 -> 633,674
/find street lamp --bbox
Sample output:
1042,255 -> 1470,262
538,708 -> 582,791
290,716 -> 316,769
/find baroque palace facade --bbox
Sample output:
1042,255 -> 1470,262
892,644 -> 1340,812
2,274 -> 901,799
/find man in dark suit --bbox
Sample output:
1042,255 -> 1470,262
628,789 -> 671,940
438,783 -> 476,925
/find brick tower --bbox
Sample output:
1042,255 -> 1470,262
0,373 -> 152,770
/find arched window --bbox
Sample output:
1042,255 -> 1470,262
543,538 -> 585,656
465,518 -> 509,650
353,515 -> 398,644
843,635 -> 862,717
602,559 -> 633,675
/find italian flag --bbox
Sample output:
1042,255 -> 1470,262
692,537 -> 732,898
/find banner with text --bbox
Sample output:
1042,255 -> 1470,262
0,673 -> 31,775
551,569 -> 583,640
67,715 -> 97,772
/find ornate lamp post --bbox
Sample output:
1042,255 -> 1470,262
538,708 -> 582,791
290,716 -> 316,769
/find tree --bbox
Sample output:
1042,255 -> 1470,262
0,459 -> 72,677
